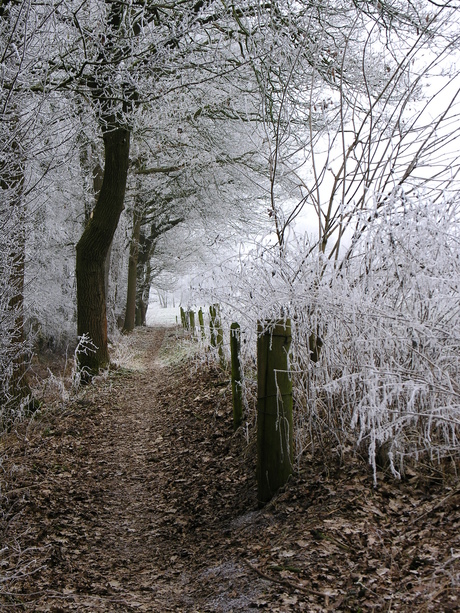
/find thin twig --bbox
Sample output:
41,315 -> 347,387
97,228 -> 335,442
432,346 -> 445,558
243,557 -> 324,597
408,487 -> 460,525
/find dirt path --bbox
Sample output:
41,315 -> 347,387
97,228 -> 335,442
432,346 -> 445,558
1,327 -> 459,612
1,328 -> 263,612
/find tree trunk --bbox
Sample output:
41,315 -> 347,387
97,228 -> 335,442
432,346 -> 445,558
123,207 -> 142,332
132,216 -> 184,328
136,257 -> 152,326
8,218 -> 31,403
76,125 -> 130,374
135,230 -> 155,327
0,113 -> 32,408
230,322 -> 243,430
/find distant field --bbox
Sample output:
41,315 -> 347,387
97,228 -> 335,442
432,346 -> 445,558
145,304 -> 180,326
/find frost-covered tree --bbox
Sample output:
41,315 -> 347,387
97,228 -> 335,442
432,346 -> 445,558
49,0 -> 266,372
227,0 -> 460,256
0,0 -> 63,411
1,0 -> 278,380
122,72 -> 270,330
48,0 -> 283,360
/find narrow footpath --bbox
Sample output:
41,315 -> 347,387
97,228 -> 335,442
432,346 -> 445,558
1,327 -> 459,612
1,328 -> 262,611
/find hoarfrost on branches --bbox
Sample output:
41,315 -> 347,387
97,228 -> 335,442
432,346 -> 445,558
190,1 -> 460,479
195,192 -> 460,480
2,0 -> 460,479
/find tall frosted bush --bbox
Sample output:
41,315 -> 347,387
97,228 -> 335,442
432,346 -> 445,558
195,194 -> 460,480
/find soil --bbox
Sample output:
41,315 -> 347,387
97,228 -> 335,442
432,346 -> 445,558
0,326 -> 459,612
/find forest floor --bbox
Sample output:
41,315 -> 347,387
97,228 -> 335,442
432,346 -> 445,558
0,326 -> 459,612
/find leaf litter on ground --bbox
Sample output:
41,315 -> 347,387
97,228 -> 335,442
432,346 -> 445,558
0,327 -> 459,611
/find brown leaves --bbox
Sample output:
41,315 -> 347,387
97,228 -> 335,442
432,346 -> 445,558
1,327 -> 459,611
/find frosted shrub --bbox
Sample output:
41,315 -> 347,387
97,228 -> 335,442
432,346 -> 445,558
196,195 -> 460,480
108,327 -> 138,371
72,334 -> 97,389
332,197 -> 460,478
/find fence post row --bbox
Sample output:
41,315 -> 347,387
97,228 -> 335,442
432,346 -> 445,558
256,319 -> 293,506
179,310 -> 293,504
230,322 -> 243,430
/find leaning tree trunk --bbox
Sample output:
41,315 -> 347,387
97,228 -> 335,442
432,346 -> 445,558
76,125 -> 130,374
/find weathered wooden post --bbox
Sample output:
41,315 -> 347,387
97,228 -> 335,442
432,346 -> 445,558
209,304 -> 226,368
209,304 -> 218,347
180,307 -> 187,329
216,321 -> 225,369
198,308 -> 206,339
257,319 -> 293,506
230,322 -> 243,430
189,310 -> 196,337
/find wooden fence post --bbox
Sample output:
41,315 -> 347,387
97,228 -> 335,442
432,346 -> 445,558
257,319 -> 293,506
209,304 -> 218,347
180,307 -> 187,329
216,321 -> 225,369
230,322 -> 243,430
209,304 -> 226,368
198,308 -> 206,339
189,310 -> 196,336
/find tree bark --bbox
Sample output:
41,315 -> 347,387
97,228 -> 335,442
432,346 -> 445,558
136,267 -> 150,326
0,114 -> 32,407
76,125 -> 130,374
8,217 -> 31,403
123,207 -> 142,332
136,238 -> 153,327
